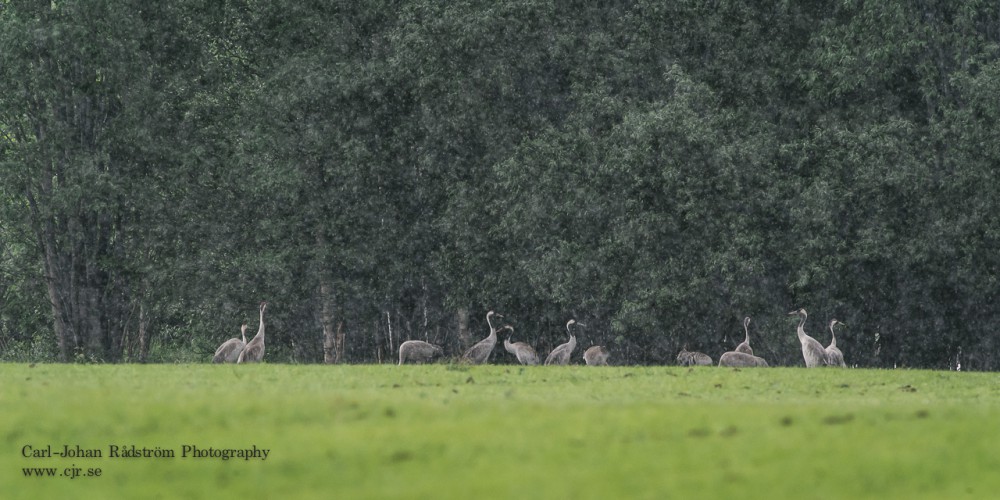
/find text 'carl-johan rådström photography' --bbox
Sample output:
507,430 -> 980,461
21,444 -> 270,461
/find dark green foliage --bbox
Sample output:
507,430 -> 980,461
2,1 -> 999,369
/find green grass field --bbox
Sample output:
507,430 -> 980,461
3,363 -> 999,499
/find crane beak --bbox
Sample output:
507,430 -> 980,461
577,323 -> 586,327
786,310 -> 797,316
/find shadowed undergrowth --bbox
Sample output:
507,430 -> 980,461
3,364 -> 999,499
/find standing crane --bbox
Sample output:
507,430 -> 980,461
213,324 -> 247,363
237,301 -> 268,364
461,311 -> 503,364
825,319 -> 847,367
787,308 -> 827,368
583,345 -> 610,366
502,325 -> 539,365
398,340 -> 444,365
735,316 -> 753,355
544,319 -> 582,365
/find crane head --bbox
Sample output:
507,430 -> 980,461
787,308 -> 806,317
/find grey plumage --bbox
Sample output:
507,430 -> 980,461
213,323 -> 247,363
718,351 -> 769,367
502,326 -> 539,365
237,301 -> 268,364
788,308 -> 828,368
461,311 -> 502,364
676,348 -> 713,366
583,345 -> 610,366
735,316 -> 753,355
398,340 -> 444,365
544,319 -> 581,365
824,319 -> 847,367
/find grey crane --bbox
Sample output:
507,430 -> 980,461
676,347 -> 713,366
398,340 -> 444,365
213,323 -> 247,363
237,301 -> 268,364
788,308 -> 827,368
735,316 -> 753,355
583,345 -> 610,366
461,310 -> 503,364
502,325 -> 539,365
544,319 -> 582,366
825,319 -> 847,367
718,351 -> 769,367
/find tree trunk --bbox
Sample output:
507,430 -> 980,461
320,281 -> 337,364
42,242 -> 71,361
135,299 -> 149,363
374,318 -> 383,363
335,322 -> 345,363
27,183 -> 73,362
456,308 -> 470,349
386,311 -> 394,360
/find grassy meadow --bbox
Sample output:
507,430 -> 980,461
3,363 -> 999,499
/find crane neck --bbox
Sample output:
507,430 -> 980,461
256,307 -> 266,342
743,322 -> 750,344
563,321 -> 578,352
486,313 -> 497,339
829,323 -> 837,347
796,313 -> 807,340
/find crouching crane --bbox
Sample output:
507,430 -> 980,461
718,351 -> 769,367
583,345 -> 610,366
677,347 -> 713,366
398,340 -> 444,365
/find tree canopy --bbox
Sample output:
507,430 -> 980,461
2,0 -> 999,369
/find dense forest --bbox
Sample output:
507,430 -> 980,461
2,1 -> 999,369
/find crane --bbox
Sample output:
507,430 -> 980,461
237,301 -> 268,363
676,347 -> 713,366
787,308 -> 827,368
544,319 -> 582,365
502,325 -> 540,365
398,340 -> 444,365
583,345 -> 610,366
212,324 -> 247,363
461,310 -> 503,364
735,317 -> 753,355
824,319 -> 847,367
